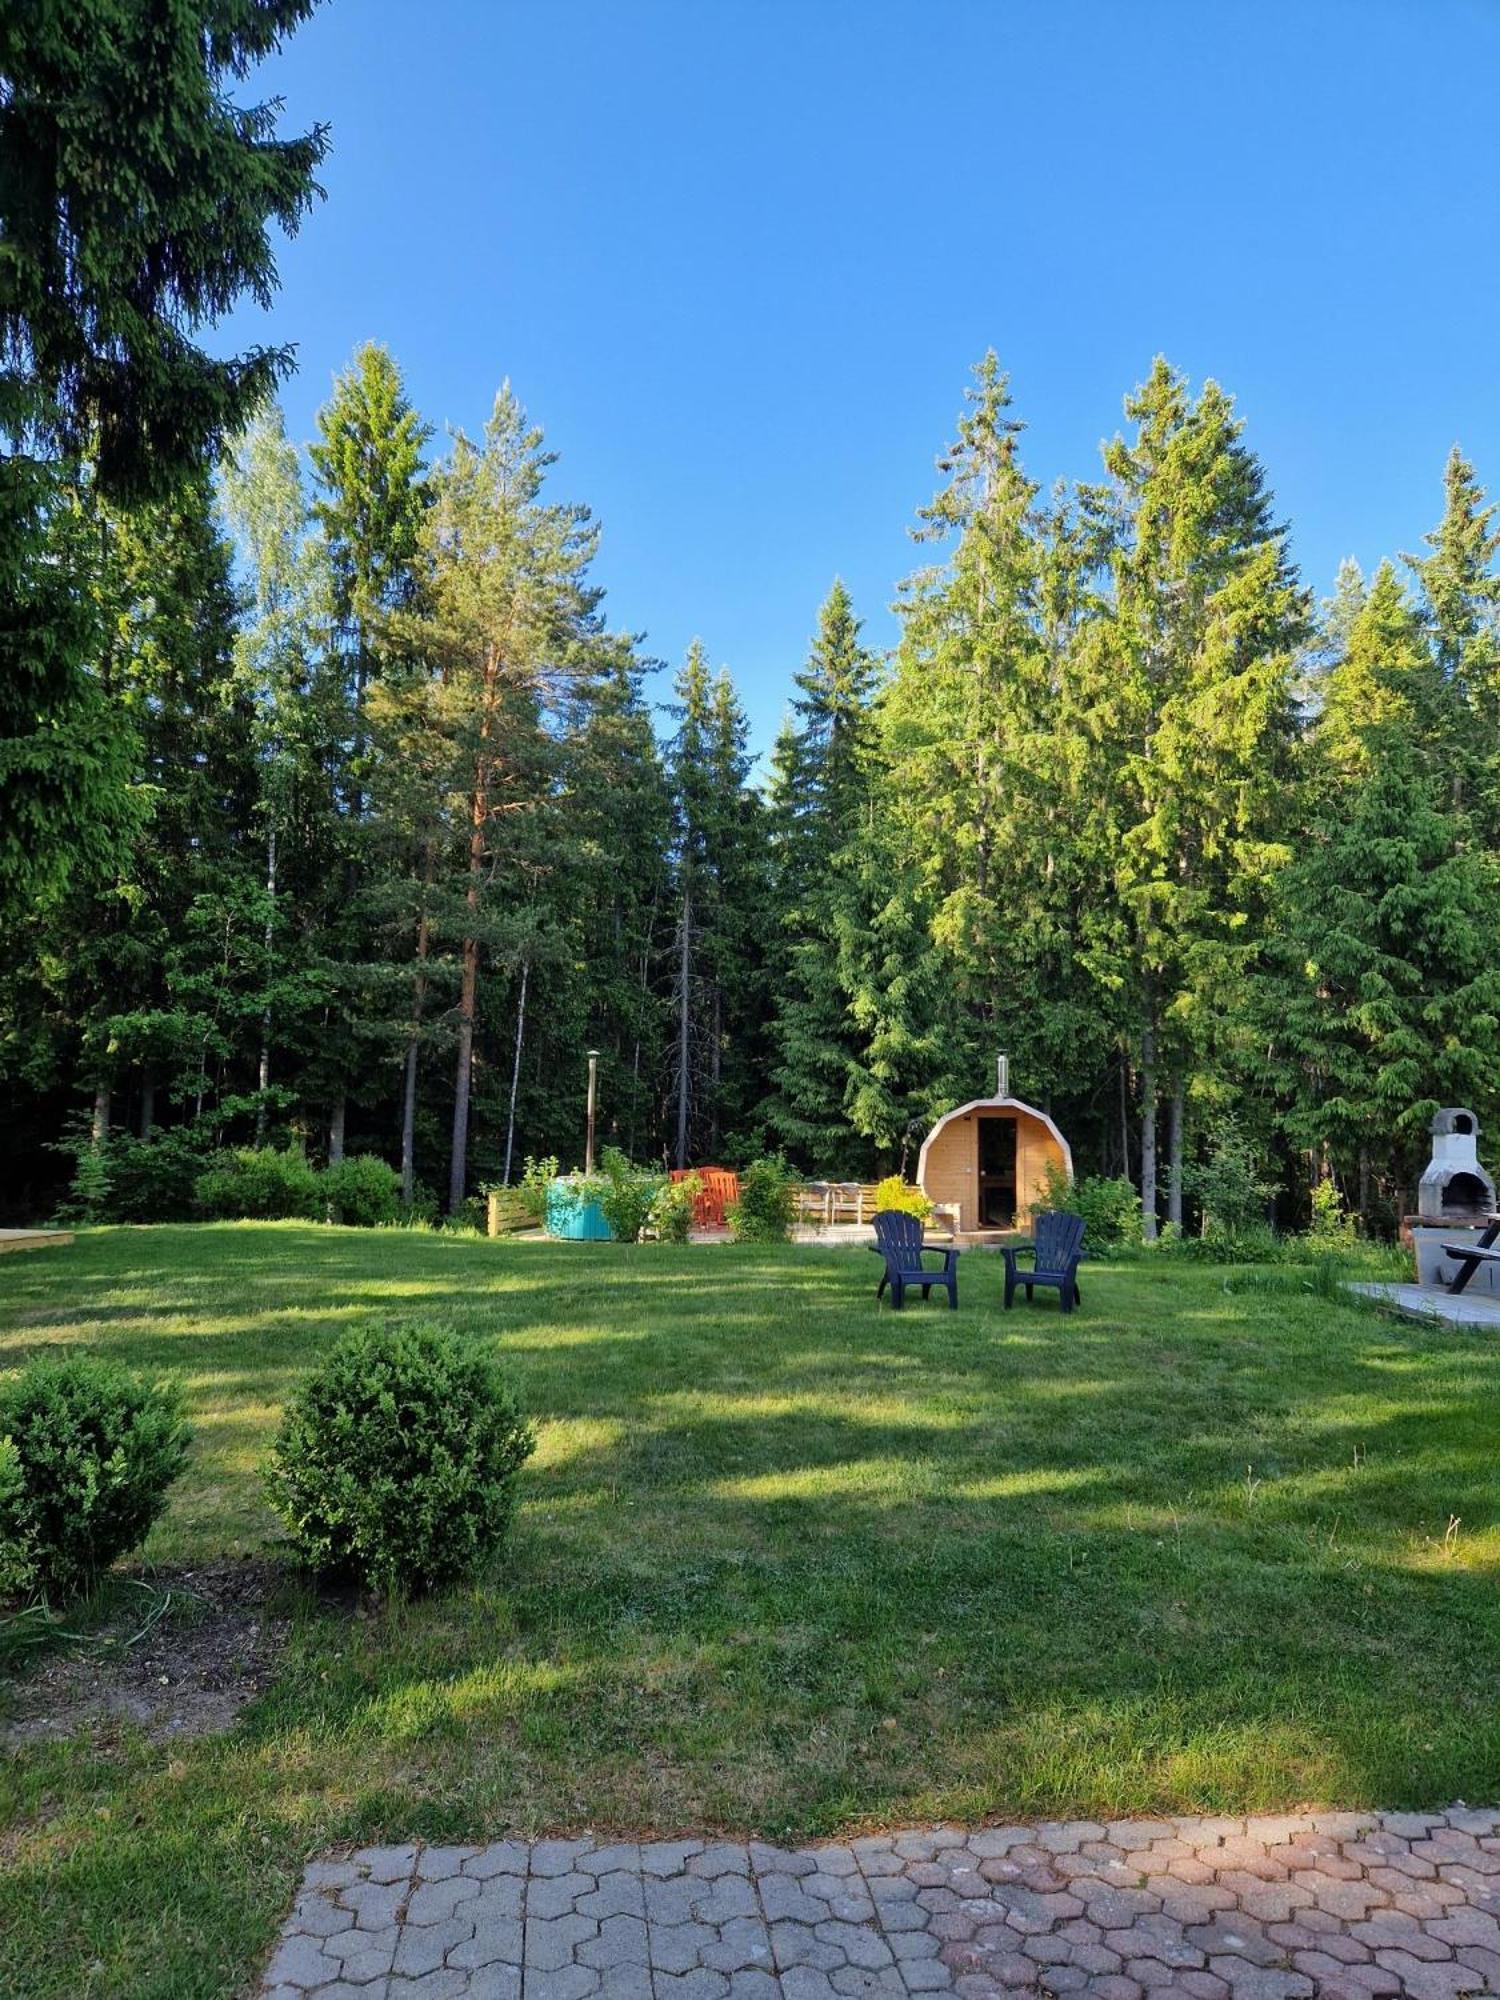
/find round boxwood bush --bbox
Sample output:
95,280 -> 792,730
0,1357 -> 192,1601
264,1322 -> 536,1596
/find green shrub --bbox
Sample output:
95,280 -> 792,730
195,1145 -> 322,1221
0,1437 -> 35,1602
1305,1175 -> 1358,1252
517,1155 -> 560,1224
1036,1163 -> 1141,1248
1187,1122 -> 1275,1239
60,1128 -> 217,1225
264,1322 -> 535,1596
591,1147 -> 665,1244
728,1155 -> 798,1243
873,1174 -> 932,1220
650,1173 -> 699,1243
0,1358 -> 191,1601
322,1153 -> 402,1227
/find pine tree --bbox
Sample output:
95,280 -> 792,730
0,0 -> 326,919
404,386 -> 602,1212
1071,359 -> 1306,1233
308,344 -> 430,1161
766,582 -> 880,1169
1407,447 -> 1500,823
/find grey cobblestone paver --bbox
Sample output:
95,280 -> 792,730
259,1809 -> 1500,1999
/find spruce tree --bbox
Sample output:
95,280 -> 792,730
766,582 -> 880,1170
0,1 -> 326,919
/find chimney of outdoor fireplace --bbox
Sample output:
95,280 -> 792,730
1416,1107 -> 1497,1224
996,1053 -> 1010,1100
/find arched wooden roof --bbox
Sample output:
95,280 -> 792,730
916,1096 -> 1074,1185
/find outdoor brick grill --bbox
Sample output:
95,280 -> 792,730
1416,1106 -> 1496,1224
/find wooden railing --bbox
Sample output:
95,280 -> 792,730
794,1181 -> 883,1225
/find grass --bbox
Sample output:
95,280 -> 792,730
2,1222 -> 1498,1998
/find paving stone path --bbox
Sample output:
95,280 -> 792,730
260,1808 -> 1500,2000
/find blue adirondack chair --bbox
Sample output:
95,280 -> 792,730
870,1210 -> 960,1310
1002,1209 -> 1085,1312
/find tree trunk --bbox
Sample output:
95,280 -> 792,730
1118,1053 -> 1131,1182
1358,1146 -> 1371,1227
1166,1073 -> 1185,1233
399,846 -> 436,1209
139,1070 -> 155,1140
1139,1018 -> 1159,1242
449,653 -> 498,1216
710,981 -> 722,1155
674,883 -> 692,1170
91,1084 -> 111,1151
449,935 -> 478,1215
502,960 -> 529,1187
328,1096 -> 346,1167
255,824 -> 278,1145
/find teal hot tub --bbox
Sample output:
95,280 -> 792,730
545,1179 -> 613,1241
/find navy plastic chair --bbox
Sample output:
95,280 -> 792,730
870,1211 -> 960,1310
1001,1209 -> 1085,1312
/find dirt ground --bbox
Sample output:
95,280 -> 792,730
1,1556 -> 288,1745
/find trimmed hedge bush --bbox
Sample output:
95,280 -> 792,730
195,1145 -> 322,1220
322,1153 -> 403,1226
0,1358 -> 192,1601
264,1322 -> 536,1596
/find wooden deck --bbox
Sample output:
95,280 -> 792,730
0,1228 -> 74,1254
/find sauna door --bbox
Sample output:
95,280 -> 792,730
978,1117 -> 1017,1227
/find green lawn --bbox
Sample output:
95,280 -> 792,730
2,1223 -> 1498,1999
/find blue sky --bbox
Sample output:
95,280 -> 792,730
226,0 -> 1500,756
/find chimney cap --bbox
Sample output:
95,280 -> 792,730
1432,1107 -> 1478,1137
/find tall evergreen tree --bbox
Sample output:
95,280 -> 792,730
308,344 -> 430,1160
766,582 -> 880,1169
0,0 -> 326,919
404,387 -> 602,1212
1070,359 -> 1305,1233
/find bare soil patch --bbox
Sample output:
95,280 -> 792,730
1,1556 -> 288,1745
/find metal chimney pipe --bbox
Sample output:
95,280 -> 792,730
585,1050 -> 600,1175
996,1053 -> 1009,1100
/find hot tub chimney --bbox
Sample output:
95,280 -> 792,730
996,1053 -> 1010,1100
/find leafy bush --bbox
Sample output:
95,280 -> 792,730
1036,1162 -> 1141,1248
1305,1175 -> 1358,1251
1187,1122 -> 1275,1240
516,1155 -> 560,1224
873,1175 -> 932,1220
103,1130 -> 217,1222
0,1358 -> 191,1601
650,1173 -> 700,1243
195,1145 -> 322,1221
591,1147 -> 666,1244
728,1155 -> 798,1243
322,1153 -> 403,1226
264,1322 -> 535,1596
0,1437 -> 35,1602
